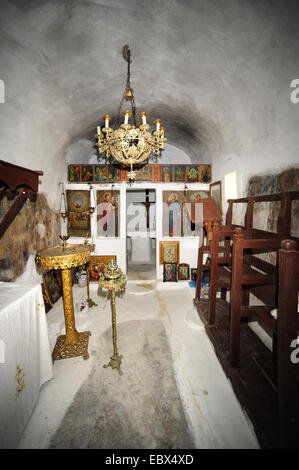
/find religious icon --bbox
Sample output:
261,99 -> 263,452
94,165 -> 107,182
42,270 -> 62,307
163,262 -> 178,282
159,241 -> 180,265
167,193 -> 178,204
68,165 -> 81,182
161,165 -> 173,182
199,165 -> 212,183
174,166 -> 186,182
189,191 -> 209,202
178,263 -> 190,281
106,165 -> 120,182
81,165 -> 94,182
186,165 -> 199,182
201,270 -> 210,297
134,164 -> 153,181
97,190 -> 119,237
191,268 -> 197,282
67,190 -> 91,237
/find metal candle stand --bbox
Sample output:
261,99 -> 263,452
98,263 -> 127,375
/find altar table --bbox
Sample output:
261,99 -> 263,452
0,282 -> 53,448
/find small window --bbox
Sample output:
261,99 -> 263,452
224,171 -> 238,201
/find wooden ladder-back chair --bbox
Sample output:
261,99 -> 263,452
194,191 -> 299,327
229,226 -> 282,367
194,222 -> 235,325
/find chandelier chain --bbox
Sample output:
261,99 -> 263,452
112,47 -> 140,130
112,90 -> 126,131
96,46 -> 166,181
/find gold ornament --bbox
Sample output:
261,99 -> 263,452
95,46 -> 166,181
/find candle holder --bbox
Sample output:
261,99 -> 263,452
60,235 -> 69,251
98,263 -> 127,375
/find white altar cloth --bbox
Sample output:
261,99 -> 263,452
0,282 -> 53,448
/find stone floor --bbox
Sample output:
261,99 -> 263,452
126,262 -> 156,281
18,278 -> 260,449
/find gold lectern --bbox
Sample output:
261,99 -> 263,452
36,244 -> 91,361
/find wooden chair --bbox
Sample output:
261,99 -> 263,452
194,222 -> 235,325
194,191 -> 299,327
229,227 -> 281,367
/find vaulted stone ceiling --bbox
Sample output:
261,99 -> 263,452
1,0 -> 299,175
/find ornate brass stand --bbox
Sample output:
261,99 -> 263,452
36,243 -> 92,361
98,263 -> 126,375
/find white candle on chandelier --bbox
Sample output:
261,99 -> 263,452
154,119 -> 162,132
124,112 -> 129,125
122,110 -> 132,125
103,115 -> 111,129
139,112 -> 148,125
97,126 -> 101,135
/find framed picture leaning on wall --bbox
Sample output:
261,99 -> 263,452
88,255 -> 117,281
159,241 -> 180,265
178,263 -> 190,281
209,180 -> 222,215
163,262 -> 178,282
191,268 -> 198,282
42,270 -> 62,308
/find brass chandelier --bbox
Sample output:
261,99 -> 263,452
95,46 -> 167,182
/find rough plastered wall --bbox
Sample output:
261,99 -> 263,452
232,167 -> 299,236
0,191 -> 60,281
248,167 -> 299,238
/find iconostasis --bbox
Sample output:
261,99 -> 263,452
64,164 -> 220,281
